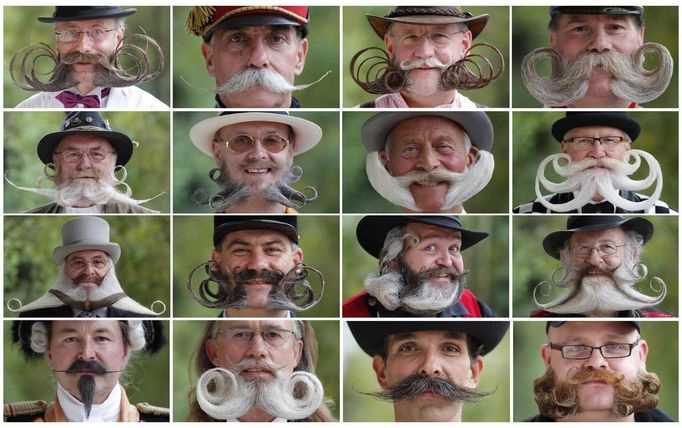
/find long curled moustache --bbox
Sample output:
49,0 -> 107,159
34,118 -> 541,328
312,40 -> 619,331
187,261 -> 324,312
364,374 -> 491,403
350,43 -> 504,94
521,43 -> 673,106
535,151 -> 663,212
10,33 -> 164,92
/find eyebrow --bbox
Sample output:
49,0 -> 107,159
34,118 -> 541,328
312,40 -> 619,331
225,238 -> 287,250
563,15 -> 631,26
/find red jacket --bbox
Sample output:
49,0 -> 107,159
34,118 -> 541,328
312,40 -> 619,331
343,289 -> 494,317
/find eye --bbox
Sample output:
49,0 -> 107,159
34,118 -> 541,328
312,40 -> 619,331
397,342 -> 418,353
607,24 -> 626,31
434,142 -> 456,152
431,33 -> 450,43
264,329 -> 285,340
269,32 -> 290,44
265,246 -> 283,255
565,345 -> 588,353
227,33 -> 247,44
64,336 -> 78,343
232,248 -> 249,256
442,343 -> 462,354
449,244 -> 461,255
401,144 -> 420,156
95,335 -> 111,343
568,25 -> 590,34
422,243 -> 438,253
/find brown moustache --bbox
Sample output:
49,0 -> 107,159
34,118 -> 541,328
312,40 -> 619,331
567,367 -> 625,385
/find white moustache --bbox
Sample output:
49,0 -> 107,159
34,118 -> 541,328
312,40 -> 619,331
400,56 -> 450,71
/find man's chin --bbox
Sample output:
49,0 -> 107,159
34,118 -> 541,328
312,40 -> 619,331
409,183 -> 448,211
221,88 -> 287,108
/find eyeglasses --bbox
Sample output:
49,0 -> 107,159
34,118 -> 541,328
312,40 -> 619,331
217,134 -> 290,154
571,242 -> 626,259
389,29 -> 468,48
66,258 -> 110,271
215,328 -> 296,348
55,28 -> 116,42
564,136 -> 629,150
549,340 -> 640,360
54,149 -> 115,163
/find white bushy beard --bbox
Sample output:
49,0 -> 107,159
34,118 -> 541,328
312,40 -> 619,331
6,168 -> 153,208
52,262 -> 125,304
364,260 -> 467,316
365,150 -> 494,212
535,149 -> 663,212
533,250 -> 666,315
196,359 -> 324,421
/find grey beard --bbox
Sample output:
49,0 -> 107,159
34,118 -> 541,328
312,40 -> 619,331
193,166 -> 317,212
52,263 -> 126,304
78,375 -> 97,419
367,374 -> 490,403
521,43 -> 673,106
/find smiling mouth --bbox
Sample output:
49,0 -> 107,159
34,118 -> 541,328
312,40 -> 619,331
244,168 -> 271,175
413,180 -> 447,187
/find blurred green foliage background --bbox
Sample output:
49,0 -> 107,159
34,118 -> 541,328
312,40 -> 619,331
4,320 -> 170,407
343,6 -> 509,107
173,6 -> 340,108
343,111 -> 509,213
4,215 -> 170,318
173,319 -> 339,421
512,216 -> 678,316
4,6 -> 170,107
513,320 -> 678,421
343,321 -> 510,421
512,111 -> 678,209
173,111 -> 339,213
511,6 -> 678,107
4,111 -> 170,213
343,215 -> 509,316
173,215 -> 339,317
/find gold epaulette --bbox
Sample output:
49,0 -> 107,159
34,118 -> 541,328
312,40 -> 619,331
136,402 -> 170,417
4,400 -> 47,418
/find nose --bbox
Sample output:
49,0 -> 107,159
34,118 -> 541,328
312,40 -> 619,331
415,145 -> 439,171
245,249 -> 270,271
413,34 -> 436,59
587,141 -> 606,159
245,139 -> 269,161
79,337 -> 97,360
83,261 -> 96,275
584,347 -> 609,370
587,28 -> 612,53
418,347 -> 442,377
435,248 -> 455,269
247,37 -> 270,68
76,153 -> 93,169
74,32 -> 95,53
245,332 -> 268,359
585,247 -> 605,267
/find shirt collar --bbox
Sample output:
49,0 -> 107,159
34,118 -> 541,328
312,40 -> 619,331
57,382 -> 121,422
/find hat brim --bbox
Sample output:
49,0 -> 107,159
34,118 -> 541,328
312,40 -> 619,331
38,8 -> 137,23
551,112 -> 641,143
542,217 -> 654,260
362,111 -> 493,153
37,129 -> 133,168
214,219 -> 299,247
53,242 -> 121,265
356,215 -> 488,259
349,320 -> 509,356
367,13 -> 488,40
190,112 -> 322,158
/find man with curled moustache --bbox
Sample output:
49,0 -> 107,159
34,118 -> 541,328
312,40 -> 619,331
525,321 -> 672,422
531,216 -> 671,318
5,111 -> 158,213
521,6 -> 673,108
5,319 -> 167,422
348,321 -> 508,422
190,111 -> 322,213
187,216 -> 325,317
514,112 -> 675,214
187,319 -> 335,422
362,111 -> 495,213
343,216 -> 495,317
11,7 -> 167,109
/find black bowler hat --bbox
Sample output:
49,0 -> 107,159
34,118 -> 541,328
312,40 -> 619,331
213,215 -> 299,247
542,215 -> 653,260
551,112 -> 641,143
37,111 -> 134,168
547,320 -> 641,333
38,6 -> 137,23
357,215 -> 488,259
12,320 -> 166,359
349,320 -> 509,357
549,6 -> 643,17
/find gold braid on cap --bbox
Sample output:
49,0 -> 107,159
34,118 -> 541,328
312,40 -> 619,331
186,6 -> 216,36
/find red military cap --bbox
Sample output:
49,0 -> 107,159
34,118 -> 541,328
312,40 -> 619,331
186,6 -> 309,40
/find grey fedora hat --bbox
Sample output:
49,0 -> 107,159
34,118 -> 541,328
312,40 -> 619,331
53,217 -> 121,264
361,111 -> 494,153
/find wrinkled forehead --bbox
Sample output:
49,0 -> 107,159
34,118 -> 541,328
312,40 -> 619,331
388,22 -> 467,35
564,125 -> 629,140
547,321 -> 638,343
51,319 -> 123,337
54,17 -> 119,30
405,222 -> 462,241
388,116 -> 465,142
555,13 -> 636,30
217,121 -> 293,137
568,227 -> 627,246
216,319 -> 296,331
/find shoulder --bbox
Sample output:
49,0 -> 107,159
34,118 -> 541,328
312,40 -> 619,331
19,306 -> 72,317
632,193 -> 678,214
453,92 -> 478,108
136,402 -> 170,422
25,202 -> 61,213
637,307 -> 674,318
635,408 -> 673,422
513,194 -> 566,214
458,289 -> 496,317
4,400 -> 48,422
112,87 -> 168,109
15,92 -> 60,108
342,291 -> 373,317
522,414 -> 552,422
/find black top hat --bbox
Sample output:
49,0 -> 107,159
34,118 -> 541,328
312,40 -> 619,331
549,6 -> 643,17
213,215 -> 299,247
362,111 -> 494,153
37,111 -> 134,168
349,320 -> 509,357
546,320 -> 641,333
367,6 -> 488,40
551,112 -> 641,143
38,6 -> 137,23
12,320 -> 166,359
356,215 -> 489,259
542,215 -> 654,260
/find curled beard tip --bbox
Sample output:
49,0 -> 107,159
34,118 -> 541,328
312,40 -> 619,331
150,299 -> 166,315
197,368 -> 251,420
187,260 -> 231,309
648,276 -> 666,297
273,264 -> 325,311
440,42 -> 504,91
6,297 -> 23,312
350,46 -> 406,94
532,281 -> 556,308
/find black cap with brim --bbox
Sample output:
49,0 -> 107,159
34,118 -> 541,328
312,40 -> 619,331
362,111 -> 494,153
551,112 -> 641,143
543,215 -> 653,260
357,215 -> 488,259
349,320 -> 509,356
547,320 -> 641,333
38,6 -> 137,23
213,215 -> 299,247
549,6 -> 643,17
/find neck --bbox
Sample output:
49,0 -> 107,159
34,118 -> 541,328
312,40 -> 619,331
559,411 -> 635,422
237,406 -> 278,422
218,93 -> 291,109
394,403 -> 461,422
226,307 -> 288,317
223,197 -> 287,213
400,89 -> 455,108
74,82 -> 97,96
